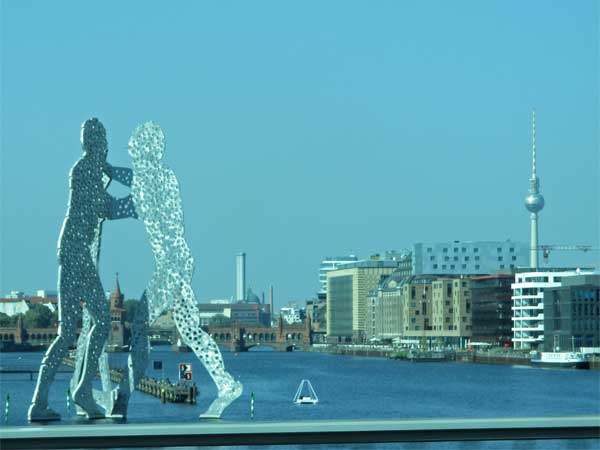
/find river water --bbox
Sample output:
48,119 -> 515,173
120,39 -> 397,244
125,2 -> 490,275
1,346 -> 599,449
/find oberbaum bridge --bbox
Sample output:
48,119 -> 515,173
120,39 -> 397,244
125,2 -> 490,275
155,316 -> 313,353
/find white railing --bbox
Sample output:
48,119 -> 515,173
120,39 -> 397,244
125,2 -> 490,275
1,416 -> 598,449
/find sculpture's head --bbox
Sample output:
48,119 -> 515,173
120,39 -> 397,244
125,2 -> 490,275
128,121 -> 165,164
81,118 -> 108,160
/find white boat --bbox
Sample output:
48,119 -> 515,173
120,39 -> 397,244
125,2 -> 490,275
293,379 -> 319,404
531,352 -> 589,369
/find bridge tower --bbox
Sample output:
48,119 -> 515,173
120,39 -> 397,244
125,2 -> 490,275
231,321 -> 244,352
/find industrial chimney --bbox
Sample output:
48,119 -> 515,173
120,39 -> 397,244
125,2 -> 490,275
236,252 -> 246,302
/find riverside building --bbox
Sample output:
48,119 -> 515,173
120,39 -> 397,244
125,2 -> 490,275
326,260 -> 397,343
366,274 -> 473,347
511,269 -> 595,350
470,274 -> 514,346
542,273 -> 600,352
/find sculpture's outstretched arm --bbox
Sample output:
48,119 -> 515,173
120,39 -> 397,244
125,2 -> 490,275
104,163 -> 133,188
108,194 -> 138,220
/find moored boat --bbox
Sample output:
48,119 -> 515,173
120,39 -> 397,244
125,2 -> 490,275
530,352 -> 589,369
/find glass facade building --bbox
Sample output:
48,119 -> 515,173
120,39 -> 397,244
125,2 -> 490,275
412,240 -> 528,276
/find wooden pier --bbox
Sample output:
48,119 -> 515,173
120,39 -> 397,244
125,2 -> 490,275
61,357 -> 197,404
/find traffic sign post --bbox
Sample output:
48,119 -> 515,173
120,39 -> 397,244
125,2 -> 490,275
179,363 -> 193,382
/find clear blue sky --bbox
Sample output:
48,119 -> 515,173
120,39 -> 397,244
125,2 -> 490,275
1,1 -> 598,307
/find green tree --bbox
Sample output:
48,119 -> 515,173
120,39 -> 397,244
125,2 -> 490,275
23,304 -> 54,328
209,314 -> 231,328
123,299 -> 139,324
0,312 -> 18,327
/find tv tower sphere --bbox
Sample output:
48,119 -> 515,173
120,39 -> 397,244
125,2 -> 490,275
525,191 -> 544,213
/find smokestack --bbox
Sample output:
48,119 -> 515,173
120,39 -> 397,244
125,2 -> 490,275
236,252 -> 246,302
269,284 -> 274,317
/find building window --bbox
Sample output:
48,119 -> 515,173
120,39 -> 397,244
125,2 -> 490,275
512,256 -> 517,261
430,256 -> 435,261
462,248 -> 466,253
500,264 -> 505,269
454,256 -> 458,261
474,248 -> 479,253
427,247 -> 432,252
444,256 -> 449,261
442,265 -> 446,269
443,248 -> 448,253
497,247 -> 502,252
462,264 -> 466,269
433,264 -> 438,269
475,256 -> 480,261
450,265 -> 455,269
465,256 -> 469,261
475,264 -> 480,269
498,256 -> 503,261
454,248 -> 458,253
510,248 -> 514,252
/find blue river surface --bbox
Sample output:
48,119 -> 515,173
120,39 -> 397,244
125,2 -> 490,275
0,346 -> 599,450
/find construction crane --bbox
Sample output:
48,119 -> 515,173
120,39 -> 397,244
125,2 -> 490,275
536,245 -> 600,264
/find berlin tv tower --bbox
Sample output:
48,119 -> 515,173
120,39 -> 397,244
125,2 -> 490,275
524,109 -> 545,269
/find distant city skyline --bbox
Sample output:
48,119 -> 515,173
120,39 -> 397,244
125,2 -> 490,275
1,1 -> 598,308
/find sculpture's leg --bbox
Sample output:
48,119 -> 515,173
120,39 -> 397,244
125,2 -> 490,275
128,292 -> 151,389
71,307 -> 91,416
29,266 -> 79,422
72,271 -> 109,419
172,296 -> 242,419
92,344 -> 119,416
110,291 -> 151,418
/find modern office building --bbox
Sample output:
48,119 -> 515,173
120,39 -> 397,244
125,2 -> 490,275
511,269 -> 595,350
412,240 -> 528,276
542,273 -> 600,352
326,260 -> 397,342
470,275 -> 514,345
318,255 -> 358,295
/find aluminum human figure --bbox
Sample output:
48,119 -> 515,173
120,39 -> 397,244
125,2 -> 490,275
28,118 -> 137,421
126,121 -> 242,418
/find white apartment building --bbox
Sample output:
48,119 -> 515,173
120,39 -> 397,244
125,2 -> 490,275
511,269 -> 594,350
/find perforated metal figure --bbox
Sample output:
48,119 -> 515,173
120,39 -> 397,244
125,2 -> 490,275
28,118 -> 137,421
126,121 -> 242,418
